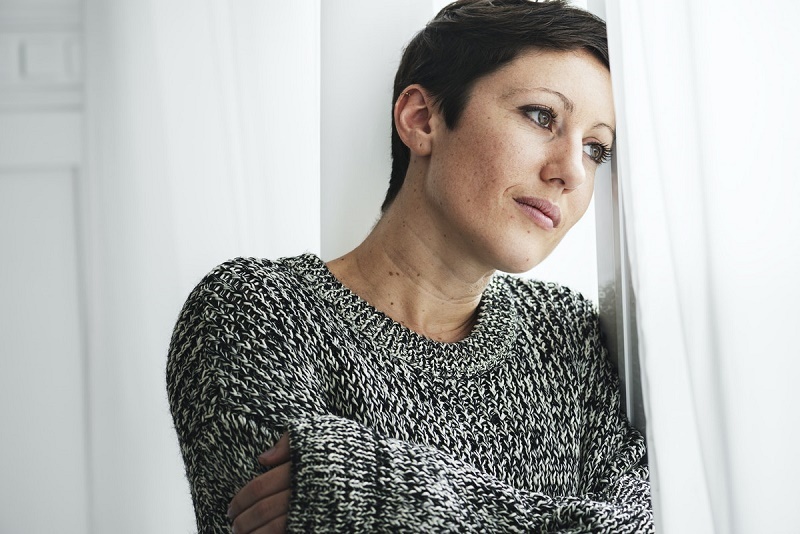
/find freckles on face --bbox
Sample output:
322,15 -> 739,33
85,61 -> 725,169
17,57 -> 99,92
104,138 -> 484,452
422,49 -> 614,272
442,111 -> 517,202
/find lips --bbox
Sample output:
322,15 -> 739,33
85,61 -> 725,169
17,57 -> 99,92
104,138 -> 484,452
514,196 -> 562,229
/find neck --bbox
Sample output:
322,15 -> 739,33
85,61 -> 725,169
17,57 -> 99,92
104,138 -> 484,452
326,203 -> 494,343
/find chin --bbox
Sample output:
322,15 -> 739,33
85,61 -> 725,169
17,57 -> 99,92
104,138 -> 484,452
493,253 -> 547,275
490,241 -> 557,274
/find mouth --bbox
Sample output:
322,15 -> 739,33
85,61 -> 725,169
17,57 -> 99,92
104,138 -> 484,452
514,196 -> 562,230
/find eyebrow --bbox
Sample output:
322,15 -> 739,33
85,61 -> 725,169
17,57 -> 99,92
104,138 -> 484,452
535,87 -> 575,113
503,86 -> 616,140
501,86 -> 575,112
594,122 -> 616,141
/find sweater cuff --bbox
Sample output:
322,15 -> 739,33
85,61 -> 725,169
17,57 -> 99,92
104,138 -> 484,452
286,415 -> 382,533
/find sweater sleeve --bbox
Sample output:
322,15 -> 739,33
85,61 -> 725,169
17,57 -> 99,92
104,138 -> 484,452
577,308 -> 651,509
286,415 -> 651,533
167,270 -> 329,533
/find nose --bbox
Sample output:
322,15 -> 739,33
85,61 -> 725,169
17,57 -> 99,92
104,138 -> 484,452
539,138 -> 587,190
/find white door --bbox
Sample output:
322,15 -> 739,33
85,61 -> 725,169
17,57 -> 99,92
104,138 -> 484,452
0,1 -> 90,532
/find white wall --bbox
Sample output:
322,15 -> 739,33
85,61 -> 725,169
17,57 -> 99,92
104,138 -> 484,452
321,0 -> 431,259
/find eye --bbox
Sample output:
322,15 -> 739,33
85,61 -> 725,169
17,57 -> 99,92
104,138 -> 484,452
524,106 -> 556,129
583,142 -> 613,164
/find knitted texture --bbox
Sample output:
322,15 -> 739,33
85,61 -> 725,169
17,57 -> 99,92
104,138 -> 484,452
167,254 -> 654,533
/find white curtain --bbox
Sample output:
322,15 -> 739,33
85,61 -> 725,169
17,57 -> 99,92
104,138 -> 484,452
83,1 -> 320,531
607,2 -> 800,532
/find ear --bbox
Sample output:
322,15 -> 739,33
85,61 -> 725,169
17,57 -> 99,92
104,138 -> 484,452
394,85 -> 438,157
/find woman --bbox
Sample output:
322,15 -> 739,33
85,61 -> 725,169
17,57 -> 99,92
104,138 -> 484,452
168,1 -> 653,532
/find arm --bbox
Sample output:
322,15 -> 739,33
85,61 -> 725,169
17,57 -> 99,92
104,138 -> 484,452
577,308 -> 651,507
167,270 -> 328,533
284,413 -> 651,533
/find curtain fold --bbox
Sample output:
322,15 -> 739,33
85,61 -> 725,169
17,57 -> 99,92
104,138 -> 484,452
83,1 -> 320,531
607,2 -> 800,532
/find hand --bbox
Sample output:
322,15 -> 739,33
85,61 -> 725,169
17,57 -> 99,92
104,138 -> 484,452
227,433 -> 292,534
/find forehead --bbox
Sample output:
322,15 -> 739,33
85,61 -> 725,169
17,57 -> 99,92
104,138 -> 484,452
474,48 -> 615,126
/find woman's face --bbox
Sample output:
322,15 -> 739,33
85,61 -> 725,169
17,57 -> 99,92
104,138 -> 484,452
422,48 -> 615,274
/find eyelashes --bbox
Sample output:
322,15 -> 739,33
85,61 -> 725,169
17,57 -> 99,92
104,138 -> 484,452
522,105 -> 557,129
520,105 -> 613,165
583,142 -> 613,165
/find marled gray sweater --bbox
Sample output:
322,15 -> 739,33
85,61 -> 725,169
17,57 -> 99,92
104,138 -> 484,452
167,253 -> 653,533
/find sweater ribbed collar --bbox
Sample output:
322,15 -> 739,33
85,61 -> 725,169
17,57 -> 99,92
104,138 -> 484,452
283,253 -> 519,379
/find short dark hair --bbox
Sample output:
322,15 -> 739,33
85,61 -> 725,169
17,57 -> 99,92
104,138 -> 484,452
383,0 -> 609,211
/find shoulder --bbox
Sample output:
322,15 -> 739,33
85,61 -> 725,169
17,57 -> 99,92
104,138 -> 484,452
492,276 -> 613,385
168,254 -> 323,390
171,253 -> 324,353
167,254 -> 328,434
489,274 -> 601,360
187,254 -> 316,314
199,255 -> 305,296
494,274 -> 597,328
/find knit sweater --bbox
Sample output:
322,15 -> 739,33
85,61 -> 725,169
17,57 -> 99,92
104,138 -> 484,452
167,253 -> 654,533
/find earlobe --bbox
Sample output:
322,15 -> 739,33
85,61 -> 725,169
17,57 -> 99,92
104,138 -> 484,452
394,85 -> 435,157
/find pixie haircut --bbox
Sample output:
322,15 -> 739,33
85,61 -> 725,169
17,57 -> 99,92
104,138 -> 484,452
383,0 -> 609,211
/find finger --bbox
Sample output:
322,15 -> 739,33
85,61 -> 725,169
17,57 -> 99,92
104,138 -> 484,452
231,488 -> 290,534
252,513 -> 287,534
228,461 -> 292,520
258,433 -> 290,466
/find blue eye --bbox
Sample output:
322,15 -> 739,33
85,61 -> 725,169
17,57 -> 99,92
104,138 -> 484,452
525,107 -> 555,129
583,142 -> 612,164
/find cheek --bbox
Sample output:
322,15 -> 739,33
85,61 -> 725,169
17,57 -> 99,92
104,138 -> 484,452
564,186 -> 595,228
448,139 -> 508,196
